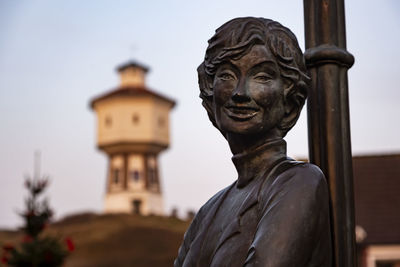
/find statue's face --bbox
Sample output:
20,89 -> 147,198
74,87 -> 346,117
212,44 -> 285,137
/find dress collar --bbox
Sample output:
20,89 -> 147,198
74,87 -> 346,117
231,139 -> 287,188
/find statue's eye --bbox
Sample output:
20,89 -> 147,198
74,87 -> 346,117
253,73 -> 273,83
218,72 -> 235,81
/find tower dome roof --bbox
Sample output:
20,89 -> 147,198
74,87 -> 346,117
116,60 -> 149,73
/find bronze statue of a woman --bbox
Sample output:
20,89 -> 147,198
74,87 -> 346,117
175,17 -> 332,267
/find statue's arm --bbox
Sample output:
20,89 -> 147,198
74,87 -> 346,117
244,164 -> 331,267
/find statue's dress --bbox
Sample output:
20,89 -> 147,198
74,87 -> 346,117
175,139 -> 332,267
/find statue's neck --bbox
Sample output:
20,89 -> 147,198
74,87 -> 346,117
231,138 -> 287,188
225,127 -> 282,155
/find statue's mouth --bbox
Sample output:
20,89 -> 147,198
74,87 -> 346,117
224,105 -> 259,121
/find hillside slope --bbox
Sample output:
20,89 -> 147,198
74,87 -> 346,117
0,213 -> 190,267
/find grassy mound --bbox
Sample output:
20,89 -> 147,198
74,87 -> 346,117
0,213 -> 190,267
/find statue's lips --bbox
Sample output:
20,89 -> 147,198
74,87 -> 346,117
224,105 -> 259,121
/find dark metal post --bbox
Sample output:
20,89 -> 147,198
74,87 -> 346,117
303,1 -> 356,266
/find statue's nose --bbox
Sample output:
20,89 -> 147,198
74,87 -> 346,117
231,80 -> 250,102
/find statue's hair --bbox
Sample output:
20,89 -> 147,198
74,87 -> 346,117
198,17 -> 310,137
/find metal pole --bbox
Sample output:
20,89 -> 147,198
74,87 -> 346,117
303,0 -> 356,266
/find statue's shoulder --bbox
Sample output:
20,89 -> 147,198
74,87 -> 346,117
275,160 -> 329,199
284,161 -> 326,184
196,182 -> 234,219
180,183 -> 233,243
260,160 -> 328,204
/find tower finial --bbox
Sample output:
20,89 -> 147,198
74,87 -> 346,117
129,44 -> 137,61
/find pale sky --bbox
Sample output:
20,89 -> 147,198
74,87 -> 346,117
1,0 -> 399,228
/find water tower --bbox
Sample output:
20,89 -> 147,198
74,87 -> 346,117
90,60 -> 175,215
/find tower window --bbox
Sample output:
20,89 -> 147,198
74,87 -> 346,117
148,168 -> 157,184
105,116 -> 112,127
130,170 -> 140,182
113,169 -> 120,184
132,114 -> 140,124
158,117 -> 165,127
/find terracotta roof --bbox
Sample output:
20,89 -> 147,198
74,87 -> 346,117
353,154 -> 400,245
89,86 -> 176,109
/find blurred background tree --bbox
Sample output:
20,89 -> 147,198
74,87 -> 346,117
1,177 -> 73,266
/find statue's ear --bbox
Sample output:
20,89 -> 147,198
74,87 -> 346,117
197,62 -> 226,137
279,83 -> 305,133
197,63 -> 213,98
198,63 -> 214,119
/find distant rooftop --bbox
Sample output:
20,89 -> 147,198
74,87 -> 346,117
353,153 -> 400,245
89,85 -> 176,109
296,153 -> 400,245
90,59 -> 176,109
